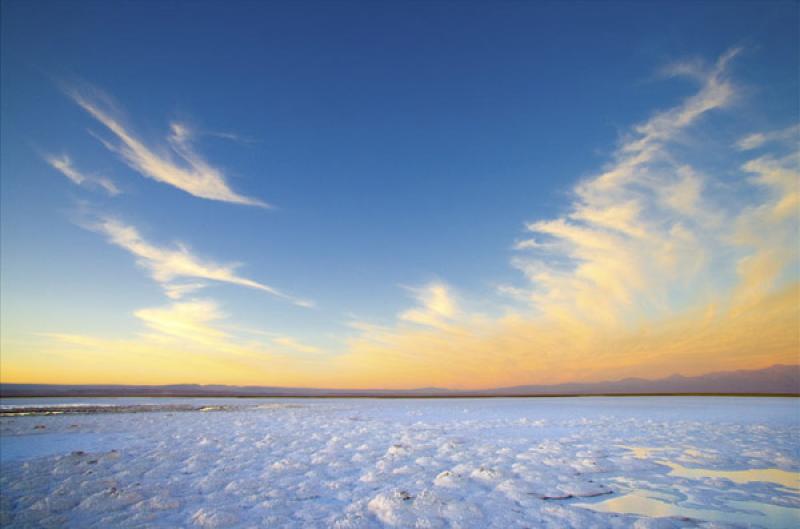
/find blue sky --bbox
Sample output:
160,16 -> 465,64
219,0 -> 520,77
1,1 -> 798,387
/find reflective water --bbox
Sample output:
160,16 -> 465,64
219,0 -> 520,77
667,461 -> 799,490
0,432 -> 135,463
575,446 -> 800,528
577,488 -> 800,528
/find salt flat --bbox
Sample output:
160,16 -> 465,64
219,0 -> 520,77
0,397 -> 798,528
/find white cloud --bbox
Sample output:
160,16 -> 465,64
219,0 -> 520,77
272,336 -> 320,354
45,153 -> 120,196
510,49 -> 744,325
135,299 -> 229,343
736,123 -> 799,151
736,133 -> 768,151
399,282 -> 458,329
580,48 -> 739,198
135,300 -> 321,355
24,51 -> 797,389
93,217 -> 313,308
63,83 -> 267,207
164,282 -> 208,300
513,238 -> 548,250
732,149 -> 800,305
336,49 -> 799,388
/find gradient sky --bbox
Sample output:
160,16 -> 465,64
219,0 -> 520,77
1,1 -> 798,389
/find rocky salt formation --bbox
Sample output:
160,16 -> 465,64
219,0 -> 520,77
0,397 -> 797,528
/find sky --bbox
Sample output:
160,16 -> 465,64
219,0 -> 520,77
1,1 -> 798,389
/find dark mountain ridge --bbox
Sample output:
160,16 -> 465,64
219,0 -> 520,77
2,364 -> 797,397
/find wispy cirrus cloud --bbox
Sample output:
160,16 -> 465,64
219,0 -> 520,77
223,325 -> 322,354
733,149 -> 800,306
135,300 -> 319,357
736,123 -> 800,151
336,285 -> 798,390
44,153 -> 120,196
25,299 -> 321,385
92,217 -> 313,308
10,50 -> 796,390
511,48 -> 742,326
331,49 -> 800,389
63,83 -> 267,207
398,282 -> 459,330
271,336 -> 321,354
135,299 -> 229,343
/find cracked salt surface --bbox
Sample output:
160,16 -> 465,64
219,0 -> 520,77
0,397 -> 798,528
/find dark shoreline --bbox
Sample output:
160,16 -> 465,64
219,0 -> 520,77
2,393 -> 798,399
3,365 -> 797,398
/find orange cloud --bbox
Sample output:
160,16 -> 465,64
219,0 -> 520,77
3,52 -> 796,389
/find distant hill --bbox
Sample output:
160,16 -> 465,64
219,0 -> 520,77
490,364 -> 800,395
1,364 -> 798,397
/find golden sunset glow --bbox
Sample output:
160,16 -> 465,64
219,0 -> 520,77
1,44 -> 797,390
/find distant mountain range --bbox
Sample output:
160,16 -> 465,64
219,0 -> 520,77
2,364 -> 798,397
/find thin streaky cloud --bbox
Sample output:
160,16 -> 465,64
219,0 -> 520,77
164,282 -> 207,300
95,178 -> 121,196
513,238 -> 549,251
92,217 -> 313,308
134,299 -> 229,343
225,326 -> 321,354
206,131 -> 259,144
398,282 -> 458,330
330,48 -> 799,389
272,336 -> 321,354
581,48 -> 740,196
8,47 -> 796,390
44,153 -> 120,196
736,123 -> 800,151
37,299 -> 296,382
63,83 -> 268,207
513,48 -> 743,324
